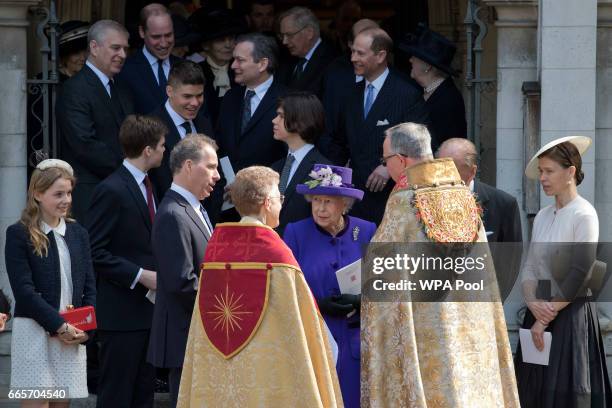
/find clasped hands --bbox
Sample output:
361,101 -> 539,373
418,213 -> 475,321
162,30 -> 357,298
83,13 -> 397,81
318,294 -> 361,317
56,322 -> 88,345
527,300 -> 557,352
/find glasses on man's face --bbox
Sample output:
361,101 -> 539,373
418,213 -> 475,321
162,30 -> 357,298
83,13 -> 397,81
268,194 -> 285,204
380,153 -> 403,166
278,26 -> 306,41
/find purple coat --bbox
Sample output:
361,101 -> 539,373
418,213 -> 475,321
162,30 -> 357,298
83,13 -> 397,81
284,215 -> 376,408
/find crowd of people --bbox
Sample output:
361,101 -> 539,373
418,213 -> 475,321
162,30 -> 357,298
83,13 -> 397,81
3,1 -> 611,407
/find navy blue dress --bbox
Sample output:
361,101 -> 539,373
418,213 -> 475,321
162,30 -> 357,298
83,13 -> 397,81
284,215 -> 376,408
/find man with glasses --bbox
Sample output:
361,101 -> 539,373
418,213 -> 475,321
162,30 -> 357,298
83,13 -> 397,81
277,6 -> 336,97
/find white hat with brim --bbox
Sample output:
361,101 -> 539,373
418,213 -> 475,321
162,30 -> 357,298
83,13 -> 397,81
525,136 -> 592,180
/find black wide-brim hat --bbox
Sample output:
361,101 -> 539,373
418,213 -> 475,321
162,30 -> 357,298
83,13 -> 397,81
189,7 -> 248,43
399,28 -> 459,76
58,20 -> 90,57
172,14 -> 202,48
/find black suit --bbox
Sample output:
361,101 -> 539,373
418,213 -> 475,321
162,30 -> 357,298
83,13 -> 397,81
426,77 -> 467,152
86,164 -> 157,408
271,147 -> 332,235
148,189 -> 210,406
116,49 -> 180,114
5,222 -> 96,335
210,78 -> 287,223
474,180 -> 523,302
56,64 -> 134,222
327,69 -> 429,225
148,104 -> 214,199
277,40 -> 337,97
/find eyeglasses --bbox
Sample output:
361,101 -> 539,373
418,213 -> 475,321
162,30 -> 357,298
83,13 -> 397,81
380,153 -> 404,166
278,26 -> 306,41
268,194 -> 285,204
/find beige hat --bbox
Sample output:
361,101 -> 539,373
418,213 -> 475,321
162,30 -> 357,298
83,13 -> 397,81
525,136 -> 591,180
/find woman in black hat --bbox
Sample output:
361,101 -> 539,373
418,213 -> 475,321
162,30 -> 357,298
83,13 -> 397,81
401,28 -> 467,152
188,8 -> 248,125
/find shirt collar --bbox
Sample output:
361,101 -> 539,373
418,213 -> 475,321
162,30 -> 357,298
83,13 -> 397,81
170,182 -> 201,211
366,67 -> 390,92
142,46 -> 168,66
86,60 -> 111,87
248,74 -> 274,100
41,218 -> 67,236
304,38 -> 322,62
123,159 -> 147,185
289,143 -> 314,163
165,100 -> 191,127
240,216 -> 265,225
469,179 -> 474,192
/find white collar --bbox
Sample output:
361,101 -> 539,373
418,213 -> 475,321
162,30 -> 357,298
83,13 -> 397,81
41,218 -> 67,236
288,143 -> 314,163
170,182 -> 201,211
142,46 -> 168,66
86,60 -> 111,87
304,38 -> 322,62
123,159 -> 147,185
365,67 -> 390,91
246,74 -> 274,100
469,179 -> 474,192
165,100 -> 191,128
240,216 -> 265,226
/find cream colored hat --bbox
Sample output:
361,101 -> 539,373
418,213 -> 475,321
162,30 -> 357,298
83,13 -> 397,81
525,136 -> 591,179
35,159 -> 74,176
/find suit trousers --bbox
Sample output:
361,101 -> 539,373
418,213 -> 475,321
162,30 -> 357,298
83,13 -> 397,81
96,329 -> 155,408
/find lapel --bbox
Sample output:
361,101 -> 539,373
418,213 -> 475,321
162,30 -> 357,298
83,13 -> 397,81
82,65 -> 124,127
353,80 -> 366,122
241,79 -> 276,137
118,165 -> 153,231
364,72 -> 394,124
161,105 -> 182,152
474,180 -> 490,205
284,148 -> 317,203
168,190 -> 210,241
135,49 -> 169,102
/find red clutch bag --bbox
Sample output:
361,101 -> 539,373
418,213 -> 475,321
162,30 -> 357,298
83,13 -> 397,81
60,305 -> 97,331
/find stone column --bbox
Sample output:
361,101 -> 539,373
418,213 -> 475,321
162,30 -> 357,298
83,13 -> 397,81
0,0 -> 40,397
540,0 -> 597,206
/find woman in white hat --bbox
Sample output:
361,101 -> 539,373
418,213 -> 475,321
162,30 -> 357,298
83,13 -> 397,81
515,136 -> 611,407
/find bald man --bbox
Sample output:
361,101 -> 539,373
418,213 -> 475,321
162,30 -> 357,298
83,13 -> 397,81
437,138 -> 522,243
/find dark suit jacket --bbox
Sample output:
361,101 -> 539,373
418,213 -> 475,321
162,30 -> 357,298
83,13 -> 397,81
148,189 -> 210,368
116,49 -> 180,114
426,77 -> 467,152
148,104 -> 214,199
277,40 -> 337,97
85,164 -> 157,331
474,180 -> 522,243
56,64 -> 134,222
5,221 -> 96,334
199,60 -> 238,126
271,147 -> 332,235
327,69 -> 429,225
210,78 -> 287,222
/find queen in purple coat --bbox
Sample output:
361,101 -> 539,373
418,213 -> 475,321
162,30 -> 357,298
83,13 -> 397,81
284,164 -> 376,408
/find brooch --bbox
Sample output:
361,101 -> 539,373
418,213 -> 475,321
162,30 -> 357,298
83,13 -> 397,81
352,226 -> 360,241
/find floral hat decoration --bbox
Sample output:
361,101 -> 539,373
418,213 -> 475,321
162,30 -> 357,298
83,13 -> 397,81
296,164 -> 364,200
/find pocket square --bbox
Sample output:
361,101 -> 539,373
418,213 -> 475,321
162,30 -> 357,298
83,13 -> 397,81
376,119 -> 390,126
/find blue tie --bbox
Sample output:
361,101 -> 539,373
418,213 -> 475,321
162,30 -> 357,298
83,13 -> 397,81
157,59 -> 167,89
199,205 -> 213,235
364,84 -> 374,118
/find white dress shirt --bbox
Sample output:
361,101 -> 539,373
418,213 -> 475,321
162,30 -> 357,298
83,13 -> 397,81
41,218 -> 73,309
287,144 -> 314,185
170,183 -> 213,237
246,74 -> 274,116
363,67 -> 390,110
165,100 -> 195,139
86,60 -> 112,97
142,46 -> 170,85
302,38 -> 322,71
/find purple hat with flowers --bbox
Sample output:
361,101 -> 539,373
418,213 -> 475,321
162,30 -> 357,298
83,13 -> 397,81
296,164 -> 364,201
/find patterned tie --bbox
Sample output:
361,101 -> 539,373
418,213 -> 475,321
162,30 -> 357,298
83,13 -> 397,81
157,59 -> 167,89
292,58 -> 307,82
180,121 -> 193,137
144,175 -> 155,223
200,204 -> 213,235
241,89 -> 256,133
279,154 -> 295,194
364,83 -> 374,118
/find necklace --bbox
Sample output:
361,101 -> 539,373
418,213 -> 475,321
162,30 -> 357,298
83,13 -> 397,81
424,77 -> 445,95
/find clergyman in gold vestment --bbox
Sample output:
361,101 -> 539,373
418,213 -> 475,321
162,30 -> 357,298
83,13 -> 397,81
361,123 -> 520,408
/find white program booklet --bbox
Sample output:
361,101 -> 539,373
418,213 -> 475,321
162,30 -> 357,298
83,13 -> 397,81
519,328 -> 552,365
146,290 -> 156,304
220,156 -> 236,211
335,258 -> 361,295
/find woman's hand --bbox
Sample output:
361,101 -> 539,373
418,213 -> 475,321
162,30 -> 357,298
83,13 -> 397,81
56,323 -> 87,345
530,320 -> 547,351
527,300 -> 557,324
0,313 -> 7,331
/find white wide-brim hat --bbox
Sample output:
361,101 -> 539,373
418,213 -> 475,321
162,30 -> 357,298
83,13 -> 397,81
525,136 -> 592,179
